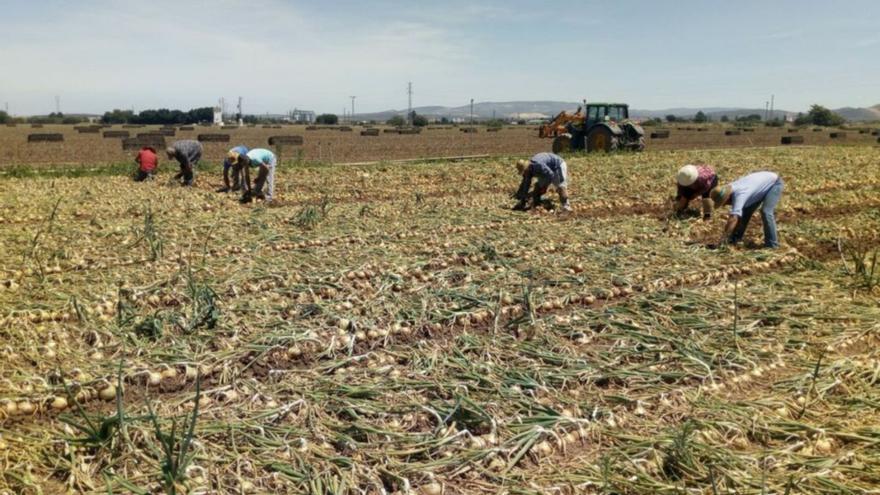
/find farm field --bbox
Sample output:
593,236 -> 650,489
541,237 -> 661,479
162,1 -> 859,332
1,146 -> 879,494
1,124 -> 878,168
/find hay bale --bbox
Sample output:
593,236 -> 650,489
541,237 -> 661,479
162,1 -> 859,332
383,129 -> 400,134
122,136 -> 166,151
830,132 -> 847,139
338,126 -> 353,132
697,128 -> 707,132
27,133 -> 64,142
398,128 -> 422,135
787,128 -> 799,133
306,126 -> 318,131
221,125 -> 239,130
872,130 -> 879,136
460,127 -> 478,134
157,129 -> 176,137
122,124 -> 144,128
742,128 -> 755,132
781,136 -> 804,145
30,124 -> 44,128
361,128 -> 380,136
650,130 -> 670,139
858,128 -> 869,134
725,130 -> 741,136
102,130 -> 130,138
137,132 -> 166,139
267,135 -> 303,146
197,134 -> 230,143
76,127 -> 101,134
813,128 -> 823,132
179,126 -> 194,131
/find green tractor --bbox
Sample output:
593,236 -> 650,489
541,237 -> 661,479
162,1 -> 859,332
551,102 -> 645,153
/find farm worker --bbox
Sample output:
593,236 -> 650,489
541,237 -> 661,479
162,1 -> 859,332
133,146 -> 158,182
165,140 -> 203,187
217,145 -> 249,193
673,164 -> 718,219
236,148 -> 277,204
513,152 -> 572,212
710,171 -> 784,248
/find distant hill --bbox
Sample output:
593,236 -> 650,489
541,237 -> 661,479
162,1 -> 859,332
833,105 -> 880,122
354,101 -> 879,122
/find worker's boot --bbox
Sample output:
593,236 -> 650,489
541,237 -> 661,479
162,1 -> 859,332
701,198 -> 713,220
559,188 -> 572,212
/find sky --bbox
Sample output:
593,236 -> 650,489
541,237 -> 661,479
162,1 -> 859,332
1,0 -> 878,116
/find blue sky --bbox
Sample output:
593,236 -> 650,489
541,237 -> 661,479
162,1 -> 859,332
1,0 -> 877,115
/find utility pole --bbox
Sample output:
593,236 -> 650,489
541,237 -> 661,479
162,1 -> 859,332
764,101 -> 769,121
237,97 -> 243,125
407,82 -> 413,126
350,96 -> 356,124
769,94 -> 775,122
55,95 -> 60,114
470,99 -> 474,124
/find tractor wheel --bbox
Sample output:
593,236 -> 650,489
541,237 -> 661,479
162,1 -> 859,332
552,134 -> 572,154
587,126 -> 618,153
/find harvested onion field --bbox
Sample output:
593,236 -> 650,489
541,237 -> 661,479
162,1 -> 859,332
1,146 -> 879,494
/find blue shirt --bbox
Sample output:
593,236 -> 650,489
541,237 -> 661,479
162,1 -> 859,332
224,145 -> 249,170
516,152 -> 565,200
729,171 -> 780,217
246,148 -> 276,168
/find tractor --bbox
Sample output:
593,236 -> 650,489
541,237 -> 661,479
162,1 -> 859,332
549,102 -> 645,153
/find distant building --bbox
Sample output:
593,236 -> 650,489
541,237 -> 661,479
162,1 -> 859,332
288,109 -> 316,124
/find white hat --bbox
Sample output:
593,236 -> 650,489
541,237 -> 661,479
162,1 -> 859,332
676,165 -> 699,186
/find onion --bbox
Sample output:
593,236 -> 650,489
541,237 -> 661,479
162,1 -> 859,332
50,396 -> 68,411
98,384 -> 117,401
419,482 -> 443,495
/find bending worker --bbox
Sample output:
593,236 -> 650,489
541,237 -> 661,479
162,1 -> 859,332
166,139 -> 203,187
234,148 -> 277,204
673,164 -> 717,219
710,171 -> 784,249
217,145 -> 249,193
513,152 -> 572,212
133,146 -> 158,182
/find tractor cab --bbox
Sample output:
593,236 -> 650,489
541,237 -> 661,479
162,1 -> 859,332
585,103 -> 629,128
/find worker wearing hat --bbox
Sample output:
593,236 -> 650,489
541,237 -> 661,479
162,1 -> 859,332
673,164 -> 717,219
710,171 -> 784,248
513,152 -> 572,212
166,139 -> 203,187
217,145 -> 249,193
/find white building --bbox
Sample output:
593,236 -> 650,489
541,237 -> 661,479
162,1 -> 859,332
288,109 -> 316,124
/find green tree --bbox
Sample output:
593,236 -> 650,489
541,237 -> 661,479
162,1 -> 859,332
665,114 -> 679,123
0,110 -> 9,124
411,112 -> 429,127
387,115 -> 406,126
694,111 -> 708,123
720,115 -> 729,123
803,104 -> 845,126
316,113 -> 339,125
